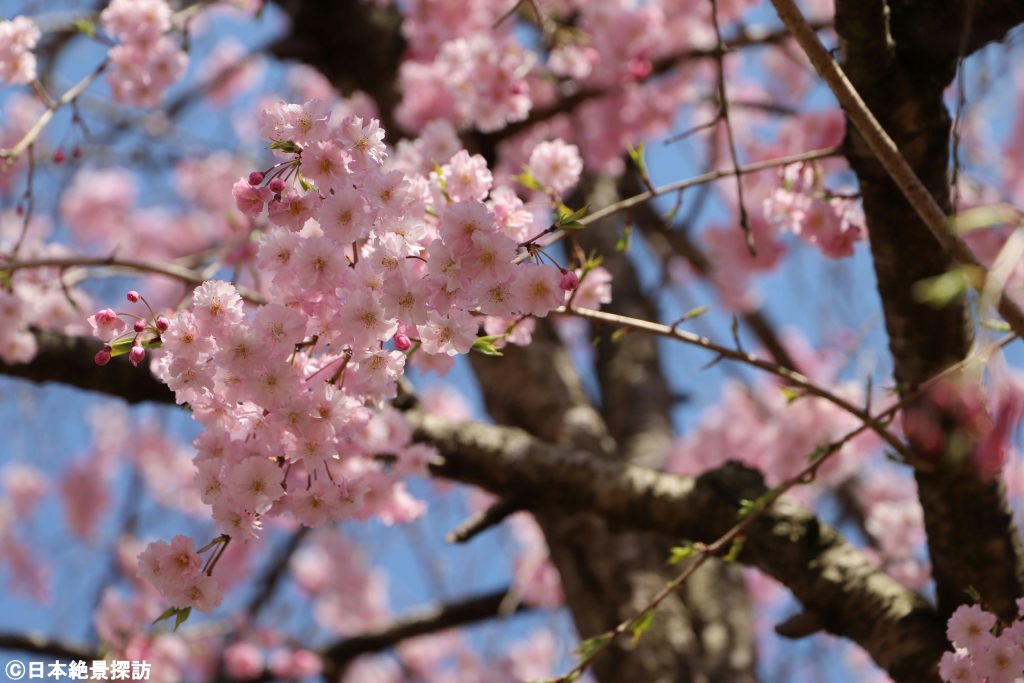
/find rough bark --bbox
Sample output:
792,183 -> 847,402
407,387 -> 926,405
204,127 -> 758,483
1,331 -> 174,404
411,410 -> 947,683
470,327 -> 737,683
833,0 -> 1024,621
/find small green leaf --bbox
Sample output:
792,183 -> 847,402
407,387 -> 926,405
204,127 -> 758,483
269,139 -> 302,154
948,204 -> 1019,234
779,386 -> 805,403
610,327 -> 629,343
556,204 -> 588,229
74,18 -> 96,37
615,225 -> 633,252
913,268 -> 977,308
629,609 -> 655,643
807,443 -> 831,464
981,319 -> 1012,332
964,585 -> 981,602
173,606 -> 191,632
108,337 -> 136,358
297,174 -> 313,192
432,161 -> 447,189
153,607 -> 178,626
516,168 -> 542,191
627,143 -> 647,177
723,536 -> 745,563
574,634 -> 611,659
668,543 -> 696,565
471,336 -> 504,356
673,306 -> 709,326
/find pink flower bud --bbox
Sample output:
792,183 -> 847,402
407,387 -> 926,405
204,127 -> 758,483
559,270 -> 580,291
627,56 -> 652,79
94,348 -> 112,366
155,316 -> 170,332
248,171 -> 265,186
52,148 -> 65,164
133,319 -> 146,332
128,345 -> 146,367
394,334 -> 412,351
126,290 -> 141,303
268,177 -> 285,194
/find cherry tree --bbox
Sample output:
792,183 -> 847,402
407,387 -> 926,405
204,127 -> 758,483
1,0 -> 1024,681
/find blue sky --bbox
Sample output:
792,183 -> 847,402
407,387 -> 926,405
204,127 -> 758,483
1,2 -> 1023,682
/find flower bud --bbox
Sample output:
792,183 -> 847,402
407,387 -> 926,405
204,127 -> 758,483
94,348 -> 112,366
52,148 -> 65,164
155,316 -> 170,332
126,290 -> 141,303
133,319 -> 146,333
128,344 -> 146,367
559,270 -> 580,292
268,177 -> 285,194
248,171 -> 265,186
394,334 -> 412,351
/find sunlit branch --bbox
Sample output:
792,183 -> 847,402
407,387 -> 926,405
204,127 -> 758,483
0,256 -> 265,304
554,305 -> 911,458
519,146 -> 840,259
0,60 -> 107,165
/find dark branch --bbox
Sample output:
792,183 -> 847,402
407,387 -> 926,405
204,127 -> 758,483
832,0 -> 1024,621
445,496 -> 523,544
1,332 -> 175,404
320,587 -> 529,679
0,633 -> 97,662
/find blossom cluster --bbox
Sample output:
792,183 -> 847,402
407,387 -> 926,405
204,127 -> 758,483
0,212 -> 94,365
940,601 -> 1024,682
763,162 -> 865,259
84,101 -> 590,611
901,375 -> 1024,480
0,16 -> 39,85
137,535 -> 223,612
101,0 -> 187,106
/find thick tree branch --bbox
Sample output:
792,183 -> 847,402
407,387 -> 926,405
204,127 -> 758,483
577,176 -> 756,682
410,410 -> 946,683
1,332 -> 174,404
889,0 -> 1024,79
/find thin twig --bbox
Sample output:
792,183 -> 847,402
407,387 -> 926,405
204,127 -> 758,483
517,146 -> 840,259
555,305 -> 910,458
0,255 -> 265,304
708,0 -> 754,254
446,496 -> 523,544
0,60 -> 108,165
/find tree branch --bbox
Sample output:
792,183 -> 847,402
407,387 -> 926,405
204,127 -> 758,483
1,331 -> 174,404
0,633 -> 97,662
410,410 -> 946,683
319,587 -> 530,679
